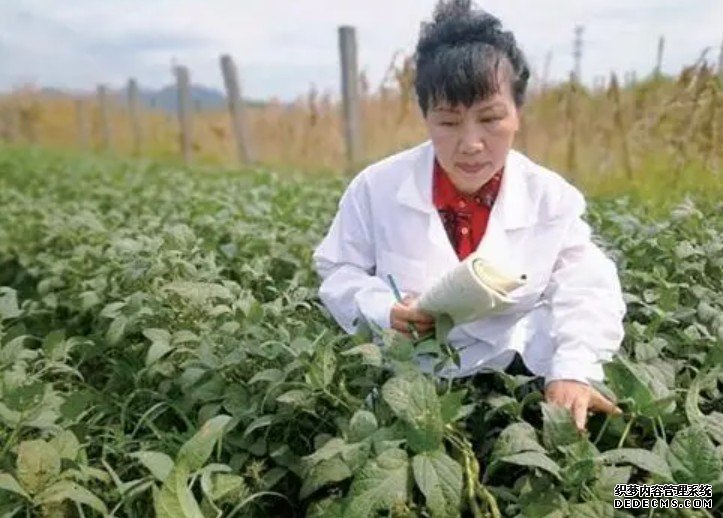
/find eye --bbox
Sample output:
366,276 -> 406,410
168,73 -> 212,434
439,120 -> 459,127
479,116 -> 503,124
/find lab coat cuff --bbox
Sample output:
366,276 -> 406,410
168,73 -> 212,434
355,289 -> 398,331
544,356 -> 604,387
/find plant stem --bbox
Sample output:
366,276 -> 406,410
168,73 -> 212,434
0,421 -> 22,460
593,414 -> 611,445
617,415 -> 635,449
656,416 -> 667,442
322,388 -> 352,411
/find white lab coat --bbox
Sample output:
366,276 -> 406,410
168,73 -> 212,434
312,141 -> 625,385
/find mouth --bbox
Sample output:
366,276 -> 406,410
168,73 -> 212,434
455,162 -> 490,174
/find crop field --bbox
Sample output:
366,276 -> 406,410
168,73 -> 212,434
0,147 -> 721,517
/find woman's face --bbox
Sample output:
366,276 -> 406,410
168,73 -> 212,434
424,79 -> 520,194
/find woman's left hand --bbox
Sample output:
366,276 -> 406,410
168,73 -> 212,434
544,380 -> 622,432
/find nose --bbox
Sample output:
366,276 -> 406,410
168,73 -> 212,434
457,120 -> 485,155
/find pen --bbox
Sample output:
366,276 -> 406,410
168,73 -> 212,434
387,274 -> 420,341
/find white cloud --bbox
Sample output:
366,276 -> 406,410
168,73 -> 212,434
0,0 -> 721,99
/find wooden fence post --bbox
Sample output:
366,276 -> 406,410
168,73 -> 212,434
127,78 -> 143,156
220,54 -> 253,164
654,36 -> 665,78
540,51 -> 553,92
174,65 -> 193,165
565,72 -> 578,175
338,25 -> 363,173
572,26 -> 583,83
97,85 -> 112,151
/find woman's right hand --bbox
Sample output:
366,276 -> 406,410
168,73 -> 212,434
390,295 -> 435,338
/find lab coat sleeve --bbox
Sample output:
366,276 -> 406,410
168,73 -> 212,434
312,176 -> 398,335
543,189 -> 626,386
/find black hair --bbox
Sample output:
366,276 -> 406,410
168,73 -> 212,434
414,0 -> 530,115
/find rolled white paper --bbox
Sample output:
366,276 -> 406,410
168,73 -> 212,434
414,252 -> 526,325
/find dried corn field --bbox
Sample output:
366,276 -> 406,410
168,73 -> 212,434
0,57 -> 721,197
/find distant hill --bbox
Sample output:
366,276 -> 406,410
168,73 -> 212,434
37,85 -> 267,112
138,84 -> 226,112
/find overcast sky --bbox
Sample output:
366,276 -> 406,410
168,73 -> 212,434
1,0 -> 721,100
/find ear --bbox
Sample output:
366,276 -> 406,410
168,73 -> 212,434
511,107 -> 522,133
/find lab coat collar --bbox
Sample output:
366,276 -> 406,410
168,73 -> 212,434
396,141 -> 536,230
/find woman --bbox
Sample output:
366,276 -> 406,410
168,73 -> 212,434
313,0 -> 625,431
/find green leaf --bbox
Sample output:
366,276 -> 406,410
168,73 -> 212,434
412,449 -> 463,518
130,451 -> 175,482
146,341 -> 173,366
300,456 -> 352,499
518,477 -> 568,517
276,389 -> 311,407
144,328 -> 173,365
348,410 -> 378,442
667,425 -> 722,484
704,412 -> 723,444
435,314 -> 454,343
382,375 -> 444,453
559,440 -> 600,486
307,496 -> 345,518
106,315 -> 128,346
499,451 -> 561,478
604,356 -> 674,418
176,415 -> 231,472
592,465 -> 631,502
439,389 -> 466,424
248,368 -> 284,384
173,330 -> 200,345
341,343 -> 382,367
492,421 -> 545,460
16,439 -> 61,495
541,402 -> 580,450
340,441 -> 372,472
568,501 -> 618,517
243,414 -> 276,437
290,337 -> 314,356
0,473 -> 30,500
163,281 -> 233,304
49,430 -> 80,461
370,424 -> 406,455
685,368 -> 723,443
343,448 -> 410,518
154,416 -> 231,518
414,338 -> 442,356
143,327 -> 171,345
36,480 -> 108,515
202,472 -> 248,504
59,390 -> 94,421
3,382 -> 45,413
381,330 -> 414,362
0,287 -> 21,320
307,343 -> 336,390
262,467 -> 287,490
303,438 -> 349,468
42,330 -> 67,361
599,448 -> 673,481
